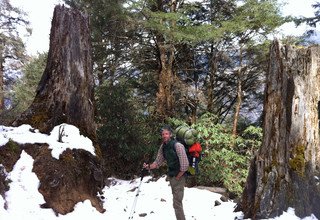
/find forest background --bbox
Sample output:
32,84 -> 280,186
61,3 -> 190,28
1,0 -> 320,197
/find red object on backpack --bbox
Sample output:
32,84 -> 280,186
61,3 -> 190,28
189,142 -> 202,158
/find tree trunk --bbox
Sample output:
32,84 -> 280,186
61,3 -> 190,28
232,46 -> 243,137
236,40 -> 320,219
9,5 -> 105,215
155,0 -> 177,120
232,73 -> 242,137
207,45 -> 217,113
12,5 -> 96,141
0,55 -> 4,111
156,41 -> 175,120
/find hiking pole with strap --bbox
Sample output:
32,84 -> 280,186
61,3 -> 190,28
128,168 -> 149,219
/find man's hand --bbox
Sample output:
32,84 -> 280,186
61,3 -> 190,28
143,162 -> 150,169
143,162 -> 157,170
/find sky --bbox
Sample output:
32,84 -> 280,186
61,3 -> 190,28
9,0 -> 320,56
0,124 -> 319,220
10,0 -> 64,56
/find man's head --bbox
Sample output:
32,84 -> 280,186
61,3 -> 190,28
161,125 -> 173,143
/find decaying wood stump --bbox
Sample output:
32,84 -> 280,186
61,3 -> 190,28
236,40 -> 320,219
6,5 -> 106,214
12,5 -> 96,142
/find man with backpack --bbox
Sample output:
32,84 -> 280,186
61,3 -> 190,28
143,126 -> 188,220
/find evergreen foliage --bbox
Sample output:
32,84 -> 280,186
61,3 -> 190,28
1,53 -> 46,124
0,0 -> 30,112
11,53 -> 47,113
96,80 -> 159,178
61,0 -> 287,124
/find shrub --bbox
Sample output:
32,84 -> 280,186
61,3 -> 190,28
96,81 -> 159,179
185,113 -> 262,197
198,148 -> 250,195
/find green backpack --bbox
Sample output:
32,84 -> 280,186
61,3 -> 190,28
174,125 -> 202,175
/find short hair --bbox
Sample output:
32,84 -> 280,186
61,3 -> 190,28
160,125 -> 173,134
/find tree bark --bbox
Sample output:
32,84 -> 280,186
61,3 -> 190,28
207,45 -> 217,113
155,0 -> 177,121
232,45 -> 244,137
8,5 -> 105,215
232,71 -> 242,137
156,40 -> 175,120
236,40 -> 320,219
12,5 -> 96,141
0,56 -> 3,111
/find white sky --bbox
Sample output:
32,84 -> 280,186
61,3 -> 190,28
10,0 -> 63,56
0,124 -> 319,219
9,0 -> 320,56
278,0 -> 319,38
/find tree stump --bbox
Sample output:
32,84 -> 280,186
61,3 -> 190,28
12,5 -> 96,142
7,5 -> 105,214
236,40 -> 320,219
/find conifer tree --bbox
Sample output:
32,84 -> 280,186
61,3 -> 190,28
0,0 -> 30,111
10,53 -> 47,115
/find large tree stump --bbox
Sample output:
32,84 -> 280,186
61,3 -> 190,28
12,5 -> 96,141
236,40 -> 320,219
6,5 -> 105,214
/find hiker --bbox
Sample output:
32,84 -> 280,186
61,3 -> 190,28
143,126 -> 189,220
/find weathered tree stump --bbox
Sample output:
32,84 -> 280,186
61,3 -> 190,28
12,5 -> 96,142
6,5 -> 105,214
236,40 -> 320,219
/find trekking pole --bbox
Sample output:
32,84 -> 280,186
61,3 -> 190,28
128,168 -> 149,219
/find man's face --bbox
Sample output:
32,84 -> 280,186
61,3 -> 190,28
161,129 -> 171,143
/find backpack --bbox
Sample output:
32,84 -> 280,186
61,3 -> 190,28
174,125 -> 202,175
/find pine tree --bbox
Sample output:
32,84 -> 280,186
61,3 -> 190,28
10,53 -> 47,116
0,0 -> 30,111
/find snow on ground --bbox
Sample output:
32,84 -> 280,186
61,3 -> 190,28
0,124 -> 318,220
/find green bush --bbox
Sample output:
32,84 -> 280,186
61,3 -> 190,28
184,113 -> 262,197
235,125 -> 262,155
96,81 -> 159,179
198,148 -> 250,195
